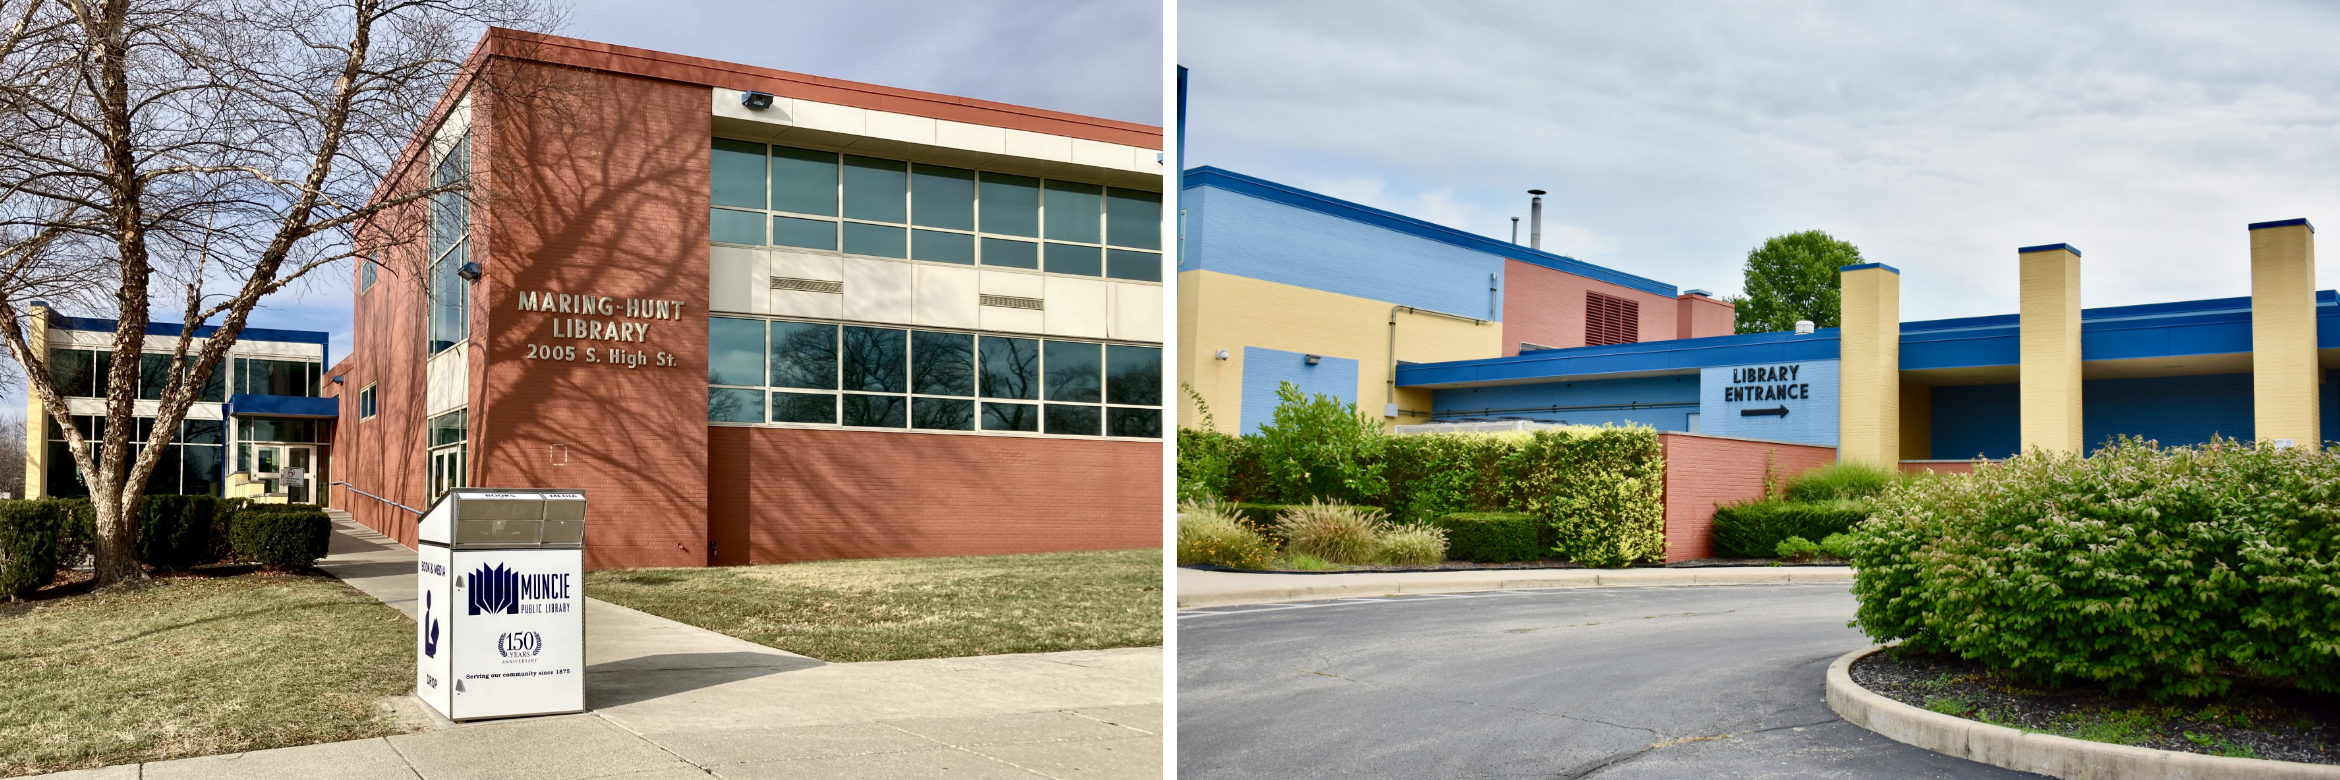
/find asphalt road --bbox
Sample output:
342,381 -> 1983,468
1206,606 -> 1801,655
1177,584 -> 2042,779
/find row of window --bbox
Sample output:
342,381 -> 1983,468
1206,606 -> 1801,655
708,316 -> 1163,438
46,349 -> 322,401
429,133 -> 472,355
43,416 -> 229,498
711,141 -> 1162,282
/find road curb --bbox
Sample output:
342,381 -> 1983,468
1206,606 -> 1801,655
1176,567 -> 1853,608
1825,645 -> 2340,779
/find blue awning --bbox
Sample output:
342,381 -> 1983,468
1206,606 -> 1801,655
226,394 -> 338,418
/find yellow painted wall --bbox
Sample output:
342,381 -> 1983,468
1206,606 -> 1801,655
1837,265 -> 1900,465
1176,269 -> 1503,434
23,305 -> 45,499
1899,379 -> 1931,460
2251,223 -> 2320,450
2019,247 -> 2084,454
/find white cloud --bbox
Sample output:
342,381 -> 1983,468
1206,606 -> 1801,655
1181,0 -> 2340,320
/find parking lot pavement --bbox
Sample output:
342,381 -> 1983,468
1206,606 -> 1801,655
1177,584 -> 2042,779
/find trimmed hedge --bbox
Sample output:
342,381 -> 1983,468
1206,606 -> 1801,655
134,495 -> 222,569
1430,512 -> 1544,563
228,506 -> 332,568
1850,437 -> 2340,698
1382,433 -> 1516,522
0,501 -> 61,599
1709,499 -> 1873,559
1505,427 -> 1666,567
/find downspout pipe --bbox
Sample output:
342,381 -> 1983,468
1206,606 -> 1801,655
1387,305 -> 1493,418
1528,189 -> 1546,251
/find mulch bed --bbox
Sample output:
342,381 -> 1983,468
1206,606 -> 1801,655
1851,648 -> 2340,765
1182,557 -> 1847,574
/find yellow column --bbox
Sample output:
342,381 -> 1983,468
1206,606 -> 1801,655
24,303 -> 46,498
1837,263 -> 1900,466
2250,219 -> 2319,450
2019,244 -> 2084,454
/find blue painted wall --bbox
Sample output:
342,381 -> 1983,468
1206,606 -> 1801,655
1240,346 -> 1362,435
1698,359 -> 1840,446
1931,383 -> 2021,460
1430,374 -> 1700,430
2083,374 -> 2253,450
1185,184 -> 1507,319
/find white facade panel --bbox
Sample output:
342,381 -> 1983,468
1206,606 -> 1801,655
934,120 -> 1007,155
1043,276 -> 1108,339
708,245 -> 759,315
977,270 -> 1046,333
1109,282 -> 1163,343
864,111 -> 937,146
915,265 -> 980,330
768,250 -> 844,320
425,344 -> 467,415
1002,129 -> 1074,165
838,255 -> 914,325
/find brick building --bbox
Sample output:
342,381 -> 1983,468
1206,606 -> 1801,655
332,30 -> 1164,569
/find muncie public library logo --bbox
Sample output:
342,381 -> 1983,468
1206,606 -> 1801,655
516,290 -> 680,369
465,563 -> 576,616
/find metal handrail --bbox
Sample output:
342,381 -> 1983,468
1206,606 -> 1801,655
330,480 -> 423,515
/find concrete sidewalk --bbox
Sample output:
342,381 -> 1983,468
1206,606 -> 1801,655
1177,564 -> 1856,608
41,512 -> 1162,780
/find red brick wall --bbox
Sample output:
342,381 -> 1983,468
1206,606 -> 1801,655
708,427 -> 1161,564
1502,259 -> 1680,356
1658,433 -> 1837,561
1675,294 -> 1736,340
333,141 -> 441,548
470,60 -> 712,570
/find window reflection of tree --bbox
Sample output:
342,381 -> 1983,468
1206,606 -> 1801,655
980,336 -> 1038,400
709,388 -> 759,422
912,331 -> 975,396
1107,408 -> 1161,437
770,322 -> 838,389
911,397 -> 973,430
1105,345 -> 1161,405
983,402 -> 1038,431
1043,341 -> 1100,402
842,326 -> 906,392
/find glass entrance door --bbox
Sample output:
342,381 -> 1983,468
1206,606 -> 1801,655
254,444 -> 315,503
428,445 -> 464,501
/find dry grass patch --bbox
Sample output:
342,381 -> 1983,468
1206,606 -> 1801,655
586,548 -> 1163,662
0,573 -> 415,777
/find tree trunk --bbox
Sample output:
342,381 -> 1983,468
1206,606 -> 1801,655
89,490 -> 139,584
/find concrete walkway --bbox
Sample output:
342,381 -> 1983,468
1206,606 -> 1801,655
1177,564 -> 1857,607
39,512 -> 1162,780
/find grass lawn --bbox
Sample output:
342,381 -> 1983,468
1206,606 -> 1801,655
0,573 -> 415,777
587,548 -> 1163,663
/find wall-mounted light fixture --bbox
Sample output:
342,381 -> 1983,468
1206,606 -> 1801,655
457,261 -> 483,281
1214,349 -> 1229,360
330,375 -> 345,385
1304,354 -> 1322,365
741,91 -> 775,110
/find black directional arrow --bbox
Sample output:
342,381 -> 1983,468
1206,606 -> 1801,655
1740,406 -> 1790,418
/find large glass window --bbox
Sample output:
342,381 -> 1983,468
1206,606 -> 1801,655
234,358 -> 322,397
429,133 -> 472,354
46,415 -> 226,497
427,409 -> 465,501
708,140 -> 1160,281
707,317 -> 1158,438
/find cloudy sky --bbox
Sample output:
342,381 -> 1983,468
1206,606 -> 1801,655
1179,0 -> 2340,322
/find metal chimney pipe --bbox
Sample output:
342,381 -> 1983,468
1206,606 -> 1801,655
1511,217 -> 1520,245
1528,190 -> 1546,251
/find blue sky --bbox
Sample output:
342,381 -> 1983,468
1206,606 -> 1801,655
208,0 -> 1163,383
1179,0 -> 2340,322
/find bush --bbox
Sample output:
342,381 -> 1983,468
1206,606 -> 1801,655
1429,512 -> 1544,563
1378,524 -> 1448,566
1177,426 -> 1246,504
1819,533 -> 1853,559
1383,433 -> 1518,522
1232,503 -> 1384,550
1274,501 -> 1386,564
1774,535 -> 1821,561
1251,382 -> 1387,505
1784,462 -> 1899,502
136,494 -> 223,568
1709,499 -> 1873,558
1507,427 -> 1667,567
1849,437 -> 2340,698
1177,501 -> 1275,569
50,498 -> 94,569
0,501 -> 63,599
228,506 -> 331,568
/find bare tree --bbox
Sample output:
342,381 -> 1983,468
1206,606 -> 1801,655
0,0 -> 562,585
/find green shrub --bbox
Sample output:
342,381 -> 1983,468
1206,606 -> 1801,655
1274,500 -> 1386,564
1281,552 -> 1339,571
1377,524 -> 1448,566
1819,533 -> 1854,559
228,506 -> 331,568
0,500 -> 63,599
1710,498 -> 1873,558
1251,382 -> 1387,505
135,495 -> 222,569
1429,512 -> 1544,563
1774,535 -> 1821,561
1176,502 -> 1274,570
1506,426 -> 1667,567
1383,433 -> 1518,522
1232,503 -> 1384,550
1849,437 -> 2340,698
1784,462 -> 1899,502
1177,426 -> 1246,503
50,498 -> 94,569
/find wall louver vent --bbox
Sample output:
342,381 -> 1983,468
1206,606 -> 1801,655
979,294 -> 1045,311
1585,292 -> 1639,346
771,277 -> 844,294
